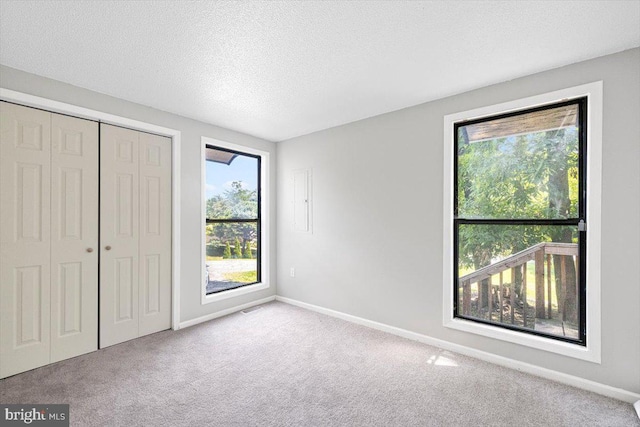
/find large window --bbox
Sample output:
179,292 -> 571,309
454,98 -> 587,345
204,145 -> 261,295
443,84 -> 603,362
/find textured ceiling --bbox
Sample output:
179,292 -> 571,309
1,1 -> 638,142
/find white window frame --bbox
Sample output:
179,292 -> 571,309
201,137 -> 270,304
442,82 -> 603,363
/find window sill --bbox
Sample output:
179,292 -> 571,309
443,316 -> 600,363
202,281 -> 269,304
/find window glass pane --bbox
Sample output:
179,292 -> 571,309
457,224 -> 580,340
206,148 -> 258,220
457,104 -> 579,219
205,145 -> 261,296
205,222 -> 258,294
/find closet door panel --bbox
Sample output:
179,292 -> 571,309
138,132 -> 171,336
100,124 -> 139,348
0,102 -> 52,378
50,113 -> 98,362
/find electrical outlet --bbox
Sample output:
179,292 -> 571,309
290,267 -> 295,278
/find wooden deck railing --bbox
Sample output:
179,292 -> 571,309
458,242 -> 578,326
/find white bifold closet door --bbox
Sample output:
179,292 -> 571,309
0,101 -> 98,378
99,124 -> 171,348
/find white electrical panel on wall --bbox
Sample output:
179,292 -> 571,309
293,169 -> 312,233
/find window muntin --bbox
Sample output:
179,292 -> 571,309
205,146 -> 261,294
454,98 -> 587,345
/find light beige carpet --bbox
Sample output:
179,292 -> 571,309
1,301 -> 637,426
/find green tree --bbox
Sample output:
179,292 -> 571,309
543,129 -> 579,324
206,181 -> 258,254
243,241 -> 252,259
225,181 -> 257,218
234,237 -> 242,258
225,182 -> 258,251
223,242 -> 231,259
458,125 -> 579,323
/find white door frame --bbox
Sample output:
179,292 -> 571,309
0,88 -> 182,330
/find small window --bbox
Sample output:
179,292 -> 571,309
454,98 -> 587,345
205,145 -> 261,294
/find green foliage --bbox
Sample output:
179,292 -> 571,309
234,237 -> 242,258
223,242 -> 232,259
206,181 -> 258,258
458,127 -> 579,269
243,241 -> 252,259
206,181 -> 258,220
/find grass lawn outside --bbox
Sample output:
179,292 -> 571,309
223,271 -> 257,283
206,258 -> 257,284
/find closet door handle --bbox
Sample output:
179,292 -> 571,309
86,248 -> 94,253
105,245 -> 112,251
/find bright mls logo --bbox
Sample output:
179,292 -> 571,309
1,405 -> 69,426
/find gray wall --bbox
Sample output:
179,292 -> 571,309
0,65 -> 277,324
277,48 -> 640,393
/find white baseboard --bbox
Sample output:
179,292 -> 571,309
179,296 -> 276,329
275,295 -> 640,404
